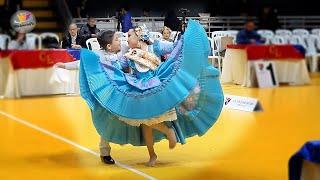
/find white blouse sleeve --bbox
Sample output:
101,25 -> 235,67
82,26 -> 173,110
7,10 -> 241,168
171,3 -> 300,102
64,61 -> 80,70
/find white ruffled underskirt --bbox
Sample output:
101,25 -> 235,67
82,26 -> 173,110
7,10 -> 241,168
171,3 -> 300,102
118,109 -> 177,126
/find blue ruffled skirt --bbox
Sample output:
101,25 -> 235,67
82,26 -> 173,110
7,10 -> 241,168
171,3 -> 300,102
79,20 -> 224,146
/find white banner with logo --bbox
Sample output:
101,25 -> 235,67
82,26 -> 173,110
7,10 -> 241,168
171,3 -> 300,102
223,94 -> 263,112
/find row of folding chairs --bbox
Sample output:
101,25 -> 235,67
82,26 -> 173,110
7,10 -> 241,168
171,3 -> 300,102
208,29 -> 320,72
257,29 -> 320,72
0,33 -> 60,50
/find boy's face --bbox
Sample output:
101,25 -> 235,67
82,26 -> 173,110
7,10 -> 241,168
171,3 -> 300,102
128,29 -> 139,49
107,35 -> 121,53
111,35 -> 121,52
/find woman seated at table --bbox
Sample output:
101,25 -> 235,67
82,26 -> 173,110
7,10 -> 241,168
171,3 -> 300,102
236,19 -> 265,45
8,31 -> 33,50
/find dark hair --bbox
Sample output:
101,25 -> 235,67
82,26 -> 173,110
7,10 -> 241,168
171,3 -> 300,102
122,4 -> 130,11
143,7 -> 150,12
87,16 -> 95,20
42,36 -> 58,49
97,30 -> 115,50
245,18 -> 255,24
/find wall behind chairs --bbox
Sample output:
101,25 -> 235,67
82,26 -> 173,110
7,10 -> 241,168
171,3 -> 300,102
84,0 -> 211,17
83,0 -> 320,18
216,0 -> 320,16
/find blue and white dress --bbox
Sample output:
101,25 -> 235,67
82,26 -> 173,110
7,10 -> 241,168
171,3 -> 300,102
79,20 -> 224,146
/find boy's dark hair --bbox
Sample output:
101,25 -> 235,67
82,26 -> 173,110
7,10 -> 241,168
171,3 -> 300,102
42,36 -> 58,49
97,30 -> 115,50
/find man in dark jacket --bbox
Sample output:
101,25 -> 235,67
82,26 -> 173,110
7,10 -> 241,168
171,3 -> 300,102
79,17 -> 100,40
61,23 -> 86,49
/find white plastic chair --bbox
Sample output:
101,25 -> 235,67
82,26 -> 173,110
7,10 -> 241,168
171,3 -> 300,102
210,32 -> 225,71
170,31 -> 179,42
225,30 -> 238,43
275,29 -> 292,43
275,29 -> 292,36
288,35 -> 307,48
39,32 -> 59,49
211,31 -> 236,51
211,31 -> 237,71
305,35 -> 320,72
0,34 -> 11,50
257,29 -> 275,37
270,35 -> 287,44
208,37 -> 221,69
311,29 -> 320,36
26,33 -> 40,49
257,30 -> 275,44
292,29 -> 310,36
149,32 -> 162,41
86,38 -> 101,50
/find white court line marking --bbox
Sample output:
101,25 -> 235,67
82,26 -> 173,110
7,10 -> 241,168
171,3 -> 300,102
0,110 -> 157,180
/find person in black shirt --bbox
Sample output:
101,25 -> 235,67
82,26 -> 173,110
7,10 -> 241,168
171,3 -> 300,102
164,10 -> 181,31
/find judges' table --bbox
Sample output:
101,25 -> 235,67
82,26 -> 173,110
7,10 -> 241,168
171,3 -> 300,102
0,49 -> 80,98
220,44 -> 310,87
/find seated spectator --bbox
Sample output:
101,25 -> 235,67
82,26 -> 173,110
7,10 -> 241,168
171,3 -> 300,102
61,23 -> 86,49
8,31 -> 32,50
80,16 -> 100,40
236,19 -> 265,44
159,26 -> 174,62
161,26 -> 173,42
42,36 -> 59,49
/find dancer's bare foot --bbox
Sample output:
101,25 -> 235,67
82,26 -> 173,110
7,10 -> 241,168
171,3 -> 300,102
167,128 -> 177,149
146,154 -> 157,167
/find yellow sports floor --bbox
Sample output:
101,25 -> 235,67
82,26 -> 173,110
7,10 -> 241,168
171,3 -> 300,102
1,73 -> 320,180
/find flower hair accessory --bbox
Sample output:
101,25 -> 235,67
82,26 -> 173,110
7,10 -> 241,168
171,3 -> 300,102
138,24 -> 150,42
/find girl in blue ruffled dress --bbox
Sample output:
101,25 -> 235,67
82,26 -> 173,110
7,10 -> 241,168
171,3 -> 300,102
79,20 -> 224,166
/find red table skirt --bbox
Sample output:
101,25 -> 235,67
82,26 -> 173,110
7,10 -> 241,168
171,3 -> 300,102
226,44 -> 305,60
0,50 -> 76,70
